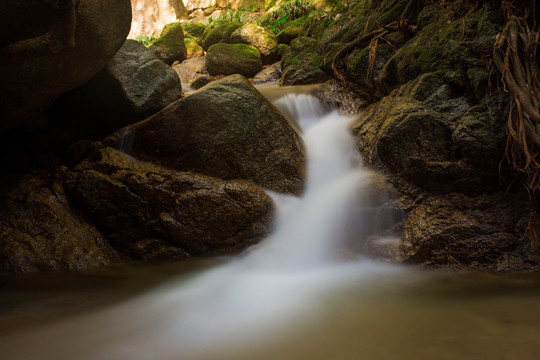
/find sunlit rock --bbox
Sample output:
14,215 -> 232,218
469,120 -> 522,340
230,24 -> 279,65
206,43 -> 262,77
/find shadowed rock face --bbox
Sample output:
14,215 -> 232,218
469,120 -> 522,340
65,147 -> 274,259
0,171 -> 120,276
106,74 -> 306,195
0,0 -> 132,130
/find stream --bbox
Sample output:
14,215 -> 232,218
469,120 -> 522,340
1,86 -> 540,360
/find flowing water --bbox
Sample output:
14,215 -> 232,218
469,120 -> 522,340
1,87 -> 540,359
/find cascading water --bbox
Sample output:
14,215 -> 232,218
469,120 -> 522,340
3,88 -> 540,360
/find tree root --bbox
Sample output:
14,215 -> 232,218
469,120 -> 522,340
331,0 -> 420,84
493,2 -> 540,244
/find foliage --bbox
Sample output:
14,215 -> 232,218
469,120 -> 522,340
135,33 -> 158,47
207,9 -> 260,29
261,0 -> 316,28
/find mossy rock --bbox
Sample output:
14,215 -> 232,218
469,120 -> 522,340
230,24 -> 279,65
202,23 -> 242,51
182,21 -> 206,38
280,36 -> 317,69
377,3 -> 501,93
277,22 -> 303,45
150,22 -> 187,65
277,43 -> 289,58
185,37 -> 205,58
206,43 -> 262,77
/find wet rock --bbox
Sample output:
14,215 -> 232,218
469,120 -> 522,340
105,75 -> 305,194
206,43 -> 262,77
253,62 -> 282,84
149,22 -> 188,65
230,24 -> 279,65
65,147 -> 274,258
0,0 -> 132,130
0,171 -> 120,277
402,192 -> 540,272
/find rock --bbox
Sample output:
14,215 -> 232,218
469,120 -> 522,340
149,22 -> 188,65
280,36 -> 330,85
0,171 -> 120,277
277,23 -> 303,45
0,0 -> 132,130
352,73 -> 506,195
66,147 -> 274,257
172,56 -> 208,89
402,192 -> 540,272
280,63 -> 331,86
104,40 -> 182,114
253,62 -> 282,84
105,75 -> 305,194
201,22 -> 241,51
184,37 -> 205,58
230,24 -> 279,65
182,21 -> 207,38
206,43 -> 262,77
192,75 -> 215,89
44,40 -> 181,143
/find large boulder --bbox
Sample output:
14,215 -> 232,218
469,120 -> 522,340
149,22 -> 188,65
65,147 -> 274,258
0,171 -> 120,277
206,43 -> 262,77
230,24 -> 279,65
106,75 -> 305,194
201,22 -> 241,51
44,40 -> 181,143
0,0 -> 132,130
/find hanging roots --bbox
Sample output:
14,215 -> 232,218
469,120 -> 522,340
493,0 -> 540,244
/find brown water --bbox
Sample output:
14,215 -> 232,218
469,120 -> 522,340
1,262 -> 540,360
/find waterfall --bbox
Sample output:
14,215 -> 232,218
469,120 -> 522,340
0,90 -> 403,360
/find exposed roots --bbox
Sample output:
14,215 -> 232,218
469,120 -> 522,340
331,0 -> 419,85
493,1 -> 540,244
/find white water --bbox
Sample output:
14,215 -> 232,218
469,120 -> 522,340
0,91 -> 405,359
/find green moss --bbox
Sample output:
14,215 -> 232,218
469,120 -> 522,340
202,22 -> 242,51
185,38 -> 204,58
182,22 -> 206,38
210,43 -> 261,59
153,22 -> 185,50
